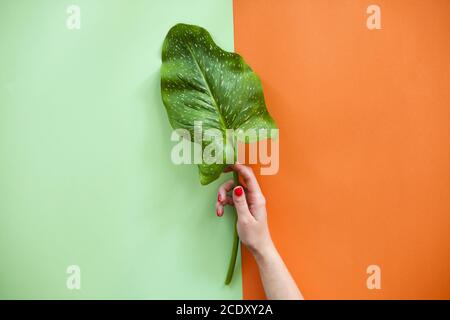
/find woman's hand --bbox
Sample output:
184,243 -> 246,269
215,164 -> 274,257
215,164 -> 303,300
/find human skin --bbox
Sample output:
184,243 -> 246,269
216,164 -> 303,300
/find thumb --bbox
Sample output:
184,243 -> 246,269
233,186 -> 254,223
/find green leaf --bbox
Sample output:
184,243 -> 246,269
160,23 -> 277,185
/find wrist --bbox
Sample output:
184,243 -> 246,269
251,239 -> 277,264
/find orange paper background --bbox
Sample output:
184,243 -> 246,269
233,0 -> 450,299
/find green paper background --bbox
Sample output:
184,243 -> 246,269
0,0 -> 241,299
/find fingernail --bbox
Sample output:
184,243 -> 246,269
216,209 -> 222,217
234,186 -> 243,197
218,193 -> 221,202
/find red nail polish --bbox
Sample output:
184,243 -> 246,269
234,186 -> 243,197
218,193 -> 221,202
216,209 -> 222,217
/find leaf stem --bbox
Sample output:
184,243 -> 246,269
225,171 -> 240,285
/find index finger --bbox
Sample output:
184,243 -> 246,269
225,164 -> 262,194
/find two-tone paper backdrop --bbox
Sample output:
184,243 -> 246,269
1,0 -> 449,299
